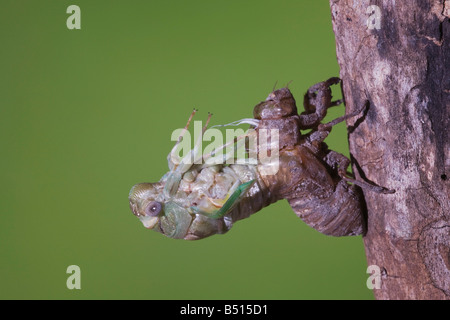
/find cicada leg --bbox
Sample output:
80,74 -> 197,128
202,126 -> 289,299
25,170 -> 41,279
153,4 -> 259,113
167,108 -> 197,171
322,100 -> 368,128
324,150 -> 395,194
164,112 -> 212,198
305,101 -> 369,153
299,77 -> 343,129
200,126 -> 258,168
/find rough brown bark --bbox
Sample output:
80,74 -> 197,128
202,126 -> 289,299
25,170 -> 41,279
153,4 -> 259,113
329,0 -> 450,299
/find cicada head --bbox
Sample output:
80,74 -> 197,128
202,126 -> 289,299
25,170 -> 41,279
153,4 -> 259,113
128,182 -> 193,239
129,183 -> 163,228
253,87 -> 297,119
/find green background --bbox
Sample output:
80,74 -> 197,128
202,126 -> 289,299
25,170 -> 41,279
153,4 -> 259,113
0,1 -> 373,299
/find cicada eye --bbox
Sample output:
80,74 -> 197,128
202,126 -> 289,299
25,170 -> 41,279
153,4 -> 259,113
145,201 -> 162,217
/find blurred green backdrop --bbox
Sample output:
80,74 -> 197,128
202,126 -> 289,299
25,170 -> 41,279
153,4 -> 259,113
0,0 -> 373,299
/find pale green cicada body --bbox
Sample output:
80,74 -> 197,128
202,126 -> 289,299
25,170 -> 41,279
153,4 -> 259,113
129,110 -> 274,240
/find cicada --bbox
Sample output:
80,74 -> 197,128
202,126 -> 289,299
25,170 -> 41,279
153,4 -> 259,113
129,78 -> 392,240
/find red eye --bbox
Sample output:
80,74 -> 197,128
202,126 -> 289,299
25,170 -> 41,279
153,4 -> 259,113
145,201 -> 162,217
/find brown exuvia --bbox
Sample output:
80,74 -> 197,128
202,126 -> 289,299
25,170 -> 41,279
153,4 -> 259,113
129,78 -> 393,240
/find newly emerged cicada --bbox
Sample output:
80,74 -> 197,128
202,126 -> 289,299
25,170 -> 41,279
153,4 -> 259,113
129,78 -> 392,240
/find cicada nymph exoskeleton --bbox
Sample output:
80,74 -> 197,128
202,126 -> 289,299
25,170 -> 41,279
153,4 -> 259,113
129,78 -> 393,239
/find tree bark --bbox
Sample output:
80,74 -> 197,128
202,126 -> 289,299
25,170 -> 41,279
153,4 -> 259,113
329,0 -> 450,299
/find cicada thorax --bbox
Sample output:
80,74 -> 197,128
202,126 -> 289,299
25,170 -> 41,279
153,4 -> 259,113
253,87 -> 366,237
253,87 -> 301,150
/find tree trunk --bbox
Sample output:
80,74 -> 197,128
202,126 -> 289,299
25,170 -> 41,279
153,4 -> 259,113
329,0 -> 450,299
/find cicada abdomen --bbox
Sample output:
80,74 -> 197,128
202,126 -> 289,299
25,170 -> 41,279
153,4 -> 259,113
286,179 -> 366,236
